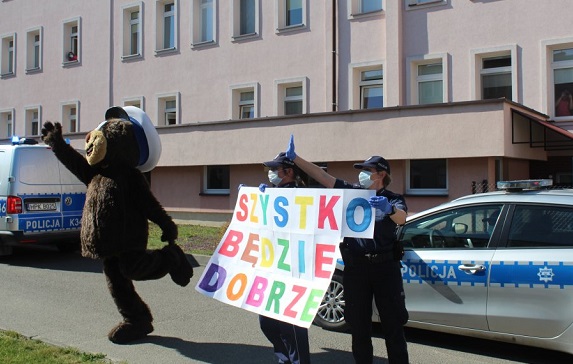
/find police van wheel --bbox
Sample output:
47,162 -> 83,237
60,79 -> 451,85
313,271 -> 349,332
56,241 -> 79,254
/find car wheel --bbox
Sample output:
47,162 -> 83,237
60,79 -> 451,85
56,240 -> 79,254
313,271 -> 349,332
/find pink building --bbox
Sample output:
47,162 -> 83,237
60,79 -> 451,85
1,0 -> 573,225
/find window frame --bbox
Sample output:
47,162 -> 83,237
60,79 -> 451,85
1,33 -> 16,77
156,92 -> 180,126
405,0 -> 447,10
542,37 -> 573,121
123,96 -> 145,110
274,77 -> 308,116
407,54 -> 449,105
0,108 -> 15,139
203,165 -> 230,195
61,101 -> 80,133
231,0 -> 259,40
406,159 -> 448,196
191,0 -> 217,47
230,82 -> 259,119
26,27 -> 42,73
348,0 -> 383,19
24,105 -> 41,137
155,0 -> 178,54
360,68 -> 384,109
122,2 -> 143,60
349,61 -> 385,110
470,45 -> 518,102
62,17 -> 81,66
275,0 -> 307,33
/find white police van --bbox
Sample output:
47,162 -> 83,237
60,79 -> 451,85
0,137 -> 86,256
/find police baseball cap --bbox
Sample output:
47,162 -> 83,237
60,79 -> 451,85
263,152 -> 295,169
353,156 -> 391,174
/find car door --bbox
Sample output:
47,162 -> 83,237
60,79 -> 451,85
487,203 -> 573,338
399,204 -> 503,330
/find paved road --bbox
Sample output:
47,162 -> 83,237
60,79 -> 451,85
1,246 -> 572,364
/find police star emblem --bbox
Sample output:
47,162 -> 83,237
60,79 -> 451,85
537,266 -> 555,283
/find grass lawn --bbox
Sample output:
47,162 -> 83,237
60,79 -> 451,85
147,222 -> 226,255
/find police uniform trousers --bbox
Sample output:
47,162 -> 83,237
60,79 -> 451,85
259,315 -> 311,364
342,254 -> 409,364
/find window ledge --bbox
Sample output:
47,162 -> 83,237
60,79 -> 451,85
62,60 -> 80,68
406,1 -> 447,11
25,67 -> 42,74
191,40 -> 216,49
276,24 -> 306,34
121,53 -> 142,62
200,192 -> 230,196
232,32 -> 259,42
0,72 -> 15,79
348,9 -> 384,20
155,47 -> 177,56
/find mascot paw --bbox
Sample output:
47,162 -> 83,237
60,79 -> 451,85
41,122 -> 64,148
167,244 -> 194,287
108,320 -> 153,344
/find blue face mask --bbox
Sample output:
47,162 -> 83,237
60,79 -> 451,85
268,170 -> 283,186
359,171 -> 374,188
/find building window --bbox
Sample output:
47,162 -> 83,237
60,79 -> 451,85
62,102 -> 79,133
232,0 -> 258,38
553,47 -> 573,118
1,34 -> 16,77
407,159 -> 448,195
192,0 -> 215,45
25,106 -> 41,137
0,109 -> 14,139
156,1 -> 177,52
63,18 -> 80,64
230,83 -> 258,119
275,78 -> 307,115
276,0 -> 306,31
348,0 -> 383,18
284,86 -> 303,115
204,165 -> 230,194
417,63 -> 443,105
481,56 -> 512,100
123,96 -> 144,109
360,68 -> 383,109
240,92 -> 255,119
26,27 -> 42,72
122,3 -> 142,58
157,93 -> 179,125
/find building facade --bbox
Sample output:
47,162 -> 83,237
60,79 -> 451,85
1,0 -> 573,225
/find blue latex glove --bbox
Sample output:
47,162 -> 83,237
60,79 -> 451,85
286,134 -> 296,160
238,184 -> 246,191
369,196 -> 392,214
259,183 -> 268,192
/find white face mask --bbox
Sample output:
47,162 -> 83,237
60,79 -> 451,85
359,170 -> 374,188
268,170 -> 283,186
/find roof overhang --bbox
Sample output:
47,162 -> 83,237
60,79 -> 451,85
512,110 -> 573,151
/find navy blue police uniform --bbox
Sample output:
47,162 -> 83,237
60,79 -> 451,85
334,178 -> 409,364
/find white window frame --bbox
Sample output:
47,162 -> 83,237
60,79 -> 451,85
203,165 -> 230,195
348,0 -> 383,19
407,54 -> 449,105
157,92 -> 180,125
191,0 -> 217,47
231,0 -> 259,40
541,37 -> 573,121
24,105 -> 41,137
406,159 -> 449,196
1,33 -> 16,77
275,0 -> 307,33
230,82 -> 259,119
349,61 -> 385,110
61,101 -> 80,133
359,68 -> 383,109
122,2 -> 143,59
155,0 -> 178,54
26,27 -> 42,73
274,77 -> 308,116
123,96 -> 145,110
62,17 -> 81,65
0,109 -> 15,139
405,0 -> 447,10
470,45 -> 518,102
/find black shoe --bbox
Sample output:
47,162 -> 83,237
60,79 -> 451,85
168,244 -> 194,287
108,320 -> 153,344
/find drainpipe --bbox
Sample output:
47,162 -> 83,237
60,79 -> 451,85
332,0 -> 337,112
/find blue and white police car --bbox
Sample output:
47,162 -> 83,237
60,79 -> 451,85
314,179 -> 573,355
0,138 -> 86,256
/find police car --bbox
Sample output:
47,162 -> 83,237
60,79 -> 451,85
314,179 -> 573,355
0,137 -> 86,256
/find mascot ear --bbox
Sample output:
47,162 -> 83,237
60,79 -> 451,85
105,107 -> 130,121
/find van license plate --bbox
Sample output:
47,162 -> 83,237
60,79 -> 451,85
27,203 -> 57,211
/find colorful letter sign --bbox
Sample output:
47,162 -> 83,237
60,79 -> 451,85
195,187 -> 375,328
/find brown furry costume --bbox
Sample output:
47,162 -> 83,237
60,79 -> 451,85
41,110 -> 193,344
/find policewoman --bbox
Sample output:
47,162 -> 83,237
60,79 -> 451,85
285,136 -> 409,364
258,152 -> 311,364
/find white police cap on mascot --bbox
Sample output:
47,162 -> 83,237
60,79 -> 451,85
102,106 -> 162,173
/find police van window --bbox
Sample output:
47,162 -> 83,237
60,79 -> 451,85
507,205 -> 573,248
17,149 -> 60,185
399,204 -> 503,249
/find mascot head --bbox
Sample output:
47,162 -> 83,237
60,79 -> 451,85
85,106 -> 161,172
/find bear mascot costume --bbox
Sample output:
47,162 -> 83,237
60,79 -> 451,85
41,106 -> 193,344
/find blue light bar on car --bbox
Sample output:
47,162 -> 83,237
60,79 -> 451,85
496,179 -> 553,191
